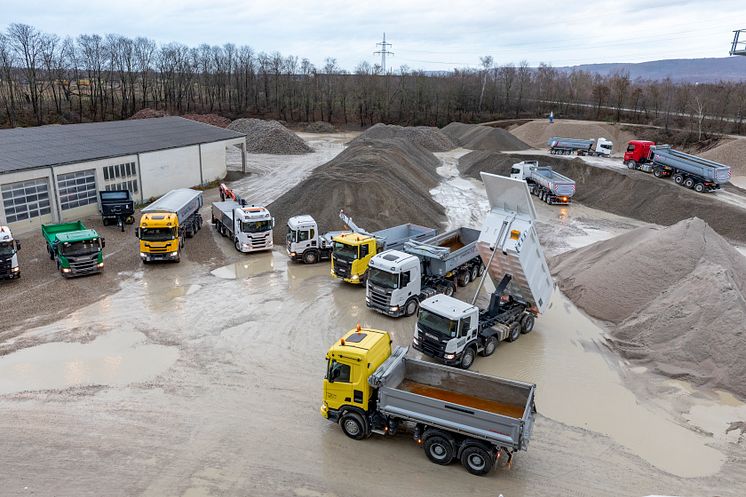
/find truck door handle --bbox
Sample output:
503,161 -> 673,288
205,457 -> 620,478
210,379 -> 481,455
344,397 -> 351,402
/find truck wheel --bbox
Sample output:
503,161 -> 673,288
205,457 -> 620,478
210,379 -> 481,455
653,167 -> 663,178
627,160 -> 637,170
443,282 -> 455,297
302,250 -> 318,264
457,270 -> 471,287
126,216 -> 135,225
684,177 -> 695,189
479,336 -> 498,357
339,412 -> 366,440
477,264 -> 485,277
424,434 -> 455,465
673,173 -> 684,185
235,239 -> 243,251
470,265 -> 479,282
521,314 -> 535,334
506,322 -> 521,342
461,445 -> 494,476
694,182 -> 705,193
404,298 -> 419,317
49,248 -> 55,260
460,347 -> 476,369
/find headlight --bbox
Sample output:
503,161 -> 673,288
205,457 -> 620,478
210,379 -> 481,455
412,336 -> 420,344
61,268 -> 71,273
140,252 -> 146,258
390,305 -> 399,312
365,297 -> 370,304
290,252 -> 296,257
11,266 -> 19,272
97,262 -> 104,268
444,353 -> 456,360
351,274 -> 359,281
170,251 -> 179,257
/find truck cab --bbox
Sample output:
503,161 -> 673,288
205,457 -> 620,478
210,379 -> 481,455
331,232 -> 376,284
624,140 -> 655,168
287,215 -> 327,264
509,160 -> 538,181
595,138 -> 613,157
366,250 -> 426,317
413,295 -> 479,368
138,212 -> 181,262
0,226 -> 21,280
321,326 -> 393,423
235,206 -> 274,252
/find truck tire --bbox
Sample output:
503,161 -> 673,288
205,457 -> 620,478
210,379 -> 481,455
470,265 -> 479,282
404,298 -> 419,317
627,160 -> 636,170
457,270 -> 471,287
443,282 -> 455,297
694,182 -> 705,193
479,336 -> 498,357
424,433 -> 455,465
673,173 -> 684,185
684,177 -> 695,189
339,412 -> 367,440
303,250 -> 318,264
506,322 -> 521,342
520,314 -> 535,334
653,167 -> 664,178
459,347 -> 476,369
460,445 -> 494,476
235,239 -> 242,251
48,247 -> 55,260
477,264 -> 485,277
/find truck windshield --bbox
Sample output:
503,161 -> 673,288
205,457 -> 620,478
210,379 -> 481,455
0,241 -> 15,256
60,240 -> 99,256
368,268 -> 398,289
333,242 -> 358,260
141,227 -> 175,241
287,228 -> 297,243
242,220 -> 272,233
626,144 -> 635,152
510,167 -> 520,175
418,310 -> 458,339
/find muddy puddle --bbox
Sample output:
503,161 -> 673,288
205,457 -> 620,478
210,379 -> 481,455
0,330 -> 178,395
431,149 -> 490,230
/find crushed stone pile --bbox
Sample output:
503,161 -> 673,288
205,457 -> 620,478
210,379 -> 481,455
349,123 -> 456,152
441,122 -> 530,152
510,120 -> 637,154
304,121 -> 337,133
228,118 -> 312,154
129,108 -> 168,119
551,218 -> 746,397
182,113 -> 230,128
459,151 -> 746,244
701,138 -> 746,176
267,138 -> 446,244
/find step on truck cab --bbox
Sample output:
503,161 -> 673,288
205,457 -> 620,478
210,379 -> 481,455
322,326 -> 537,476
413,173 -> 554,369
331,211 -> 437,285
212,184 -> 274,253
286,213 -> 348,264
0,226 -> 21,280
510,160 -> 576,205
137,188 -> 203,263
41,221 -> 105,277
366,227 -> 484,318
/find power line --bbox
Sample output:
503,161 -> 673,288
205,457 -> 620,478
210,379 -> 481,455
374,32 -> 394,73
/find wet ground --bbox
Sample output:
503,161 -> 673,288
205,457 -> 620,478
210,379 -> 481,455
1,133 -> 745,496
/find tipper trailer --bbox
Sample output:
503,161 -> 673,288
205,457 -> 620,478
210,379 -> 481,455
42,221 -> 105,277
321,327 -> 536,476
212,184 -> 274,253
137,188 -> 203,263
624,142 -> 731,193
548,136 -> 613,156
414,173 -> 554,369
331,212 -> 436,285
99,190 -> 135,232
510,160 -> 576,205
0,226 -> 21,280
366,227 -> 484,318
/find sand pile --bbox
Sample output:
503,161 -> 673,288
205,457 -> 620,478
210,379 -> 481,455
129,108 -> 168,119
267,138 -> 446,244
228,118 -> 312,154
349,123 -> 456,152
441,122 -> 530,152
304,121 -> 336,133
702,138 -> 746,176
552,218 -> 746,396
510,120 -> 636,154
457,150 -> 516,178
182,113 -> 230,128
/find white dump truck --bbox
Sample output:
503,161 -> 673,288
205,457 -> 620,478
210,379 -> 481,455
212,184 -> 274,253
510,160 -> 576,205
0,226 -> 21,280
365,228 -> 484,318
413,173 -> 554,369
548,136 -> 613,157
286,212 -> 352,264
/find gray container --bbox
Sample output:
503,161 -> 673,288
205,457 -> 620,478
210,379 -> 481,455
652,146 -> 731,184
403,227 -> 480,276
142,188 -> 203,224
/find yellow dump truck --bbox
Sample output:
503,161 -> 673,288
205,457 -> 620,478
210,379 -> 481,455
322,326 -> 536,476
331,212 -> 436,285
136,189 -> 203,263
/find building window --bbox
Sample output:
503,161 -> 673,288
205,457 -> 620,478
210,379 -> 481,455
103,160 -> 138,196
58,169 -> 97,210
1,178 -> 51,223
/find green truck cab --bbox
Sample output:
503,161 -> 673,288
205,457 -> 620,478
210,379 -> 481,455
41,221 -> 105,277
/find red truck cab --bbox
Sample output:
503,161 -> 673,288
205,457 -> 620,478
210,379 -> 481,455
624,140 -> 655,164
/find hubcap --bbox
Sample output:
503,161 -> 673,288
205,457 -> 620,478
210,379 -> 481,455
469,454 -> 486,471
344,420 -> 360,435
431,444 -> 447,459
486,342 -> 495,354
463,352 -> 473,367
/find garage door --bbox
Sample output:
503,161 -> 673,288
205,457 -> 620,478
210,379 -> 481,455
57,169 -> 97,210
1,178 -> 52,223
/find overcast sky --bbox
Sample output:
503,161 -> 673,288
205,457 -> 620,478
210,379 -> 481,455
4,0 -> 746,71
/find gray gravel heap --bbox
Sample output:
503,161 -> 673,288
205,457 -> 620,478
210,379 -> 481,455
349,123 -> 457,152
228,118 -> 312,154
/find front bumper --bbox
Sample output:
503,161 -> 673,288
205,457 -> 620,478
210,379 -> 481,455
0,268 -> 20,280
366,299 -> 405,318
412,339 -> 460,365
320,404 -> 340,422
141,251 -> 179,262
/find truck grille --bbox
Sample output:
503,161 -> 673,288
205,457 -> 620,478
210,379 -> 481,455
0,258 -> 11,273
68,255 -> 99,274
368,286 -> 391,307
248,232 -> 272,249
415,324 -> 447,358
333,257 -> 350,278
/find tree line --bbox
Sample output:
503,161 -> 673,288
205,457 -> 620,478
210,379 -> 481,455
2,23 -> 745,140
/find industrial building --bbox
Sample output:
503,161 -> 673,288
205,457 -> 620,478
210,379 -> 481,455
0,117 -> 246,233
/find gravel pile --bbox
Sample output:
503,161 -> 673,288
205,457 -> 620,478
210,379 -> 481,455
129,108 -> 168,119
459,151 -> 746,244
509,120 -> 636,154
182,114 -> 231,128
304,121 -> 337,133
701,138 -> 746,176
441,122 -> 530,152
228,118 -> 312,154
349,123 -> 457,152
267,138 -> 446,245
552,218 -> 746,397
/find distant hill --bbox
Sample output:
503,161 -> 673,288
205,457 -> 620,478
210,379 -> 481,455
562,57 -> 746,83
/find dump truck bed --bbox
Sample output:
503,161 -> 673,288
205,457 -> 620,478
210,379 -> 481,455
41,221 -> 87,243
652,146 -> 731,184
402,227 -> 480,276
548,137 -> 593,150
142,188 -> 203,224
530,167 -> 576,197
373,223 -> 437,251
370,347 -> 535,450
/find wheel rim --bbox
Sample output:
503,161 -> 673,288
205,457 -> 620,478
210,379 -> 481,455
524,317 -> 534,332
468,453 -> 486,471
344,419 -> 360,436
407,301 -> 416,315
463,273 -> 470,285
430,443 -> 448,461
471,267 -> 478,280
486,341 -> 496,354
445,286 -> 454,296
463,351 -> 473,367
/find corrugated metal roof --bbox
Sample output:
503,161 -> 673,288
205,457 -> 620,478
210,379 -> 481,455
0,117 -> 245,174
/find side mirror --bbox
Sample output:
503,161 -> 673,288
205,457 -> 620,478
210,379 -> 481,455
329,367 -> 340,383
100,237 -> 106,249
15,240 -> 21,251
272,217 -> 276,228
135,228 -> 140,238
